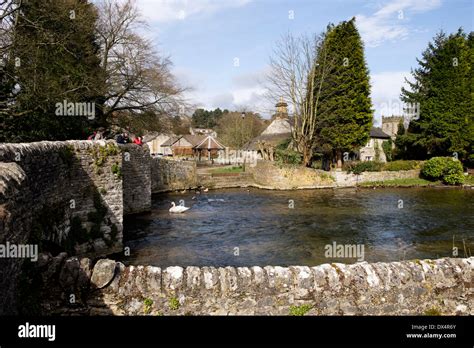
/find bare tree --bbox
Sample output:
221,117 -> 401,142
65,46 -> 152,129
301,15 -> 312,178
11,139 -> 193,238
0,0 -> 21,50
96,0 -> 188,124
265,32 -> 334,166
0,0 -> 22,116
216,111 -> 265,149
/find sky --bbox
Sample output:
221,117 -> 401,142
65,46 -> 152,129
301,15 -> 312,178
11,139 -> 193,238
136,0 -> 473,123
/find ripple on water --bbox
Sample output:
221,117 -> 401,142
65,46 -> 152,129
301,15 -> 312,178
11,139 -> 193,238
120,187 -> 474,267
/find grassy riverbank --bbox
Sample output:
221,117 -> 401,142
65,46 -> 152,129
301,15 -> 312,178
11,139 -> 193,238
359,177 -> 441,187
210,166 -> 244,174
360,175 -> 474,187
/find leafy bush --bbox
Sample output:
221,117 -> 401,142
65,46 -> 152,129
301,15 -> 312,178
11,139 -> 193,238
383,160 -> 421,171
346,161 -> 384,174
275,148 -> 302,165
442,160 -> 465,185
421,157 -> 450,179
443,172 -> 465,185
421,157 -> 464,185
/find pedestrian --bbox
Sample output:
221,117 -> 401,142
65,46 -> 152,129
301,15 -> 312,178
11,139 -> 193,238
133,136 -> 143,146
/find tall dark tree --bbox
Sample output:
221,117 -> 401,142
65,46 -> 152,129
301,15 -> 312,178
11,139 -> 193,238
2,0 -> 104,142
399,29 -> 473,161
313,18 -> 373,168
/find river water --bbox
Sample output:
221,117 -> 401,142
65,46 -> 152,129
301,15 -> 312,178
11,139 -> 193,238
120,187 -> 473,267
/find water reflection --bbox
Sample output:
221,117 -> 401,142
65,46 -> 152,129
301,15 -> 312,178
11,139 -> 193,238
119,187 -> 474,267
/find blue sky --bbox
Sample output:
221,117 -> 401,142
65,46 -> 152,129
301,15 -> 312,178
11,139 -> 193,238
137,0 -> 473,123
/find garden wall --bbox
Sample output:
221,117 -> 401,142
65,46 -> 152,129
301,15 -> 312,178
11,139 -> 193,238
333,169 -> 421,187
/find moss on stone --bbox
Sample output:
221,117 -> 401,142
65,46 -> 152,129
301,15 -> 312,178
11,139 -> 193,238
58,145 -> 75,167
143,298 -> 153,314
289,304 -> 312,316
169,297 -> 180,311
424,307 -> 442,316
89,143 -> 119,169
111,162 -> 122,179
331,263 -> 343,277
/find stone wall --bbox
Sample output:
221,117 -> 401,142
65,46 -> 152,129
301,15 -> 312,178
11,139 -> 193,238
197,172 -> 254,189
30,255 -> 474,316
248,160 -> 335,190
120,144 -> 151,214
333,169 -> 420,187
151,157 -> 197,192
0,141 -> 124,314
247,160 -> 421,189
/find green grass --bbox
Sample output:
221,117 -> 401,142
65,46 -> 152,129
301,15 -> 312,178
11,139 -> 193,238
359,178 -> 441,187
210,166 -> 243,174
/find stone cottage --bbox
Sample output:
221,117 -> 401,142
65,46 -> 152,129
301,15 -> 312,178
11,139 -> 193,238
359,127 -> 391,162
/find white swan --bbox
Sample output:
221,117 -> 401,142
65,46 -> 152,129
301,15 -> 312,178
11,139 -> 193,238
169,201 -> 190,213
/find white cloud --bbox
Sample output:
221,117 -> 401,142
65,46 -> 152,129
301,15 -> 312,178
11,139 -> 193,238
211,93 -> 234,109
136,0 -> 252,23
356,0 -> 442,47
370,70 -> 412,124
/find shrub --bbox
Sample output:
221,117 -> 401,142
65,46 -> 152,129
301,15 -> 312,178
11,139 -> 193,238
383,160 -> 421,171
421,157 -> 450,179
421,157 -> 464,185
346,161 -> 383,174
275,148 -> 302,165
442,160 -> 465,185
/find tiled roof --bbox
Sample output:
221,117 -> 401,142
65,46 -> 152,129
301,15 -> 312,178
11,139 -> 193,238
161,134 -> 225,149
194,136 -> 225,149
161,136 -> 181,146
182,134 -> 206,146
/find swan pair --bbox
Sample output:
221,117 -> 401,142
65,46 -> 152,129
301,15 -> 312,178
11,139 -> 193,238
169,201 -> 190,213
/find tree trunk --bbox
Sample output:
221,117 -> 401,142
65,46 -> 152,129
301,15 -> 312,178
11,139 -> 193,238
303,146 -> 312,167
336,150 -> 342,169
